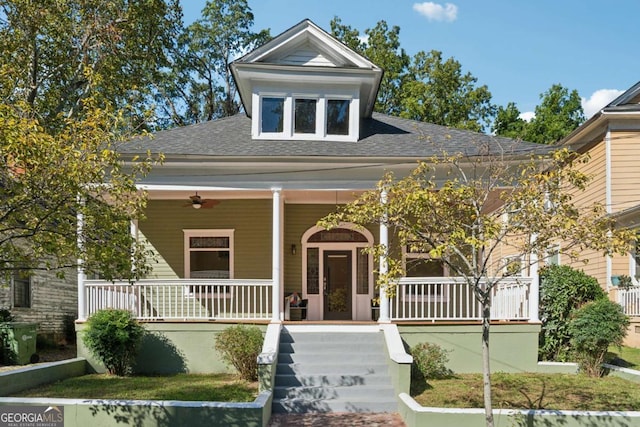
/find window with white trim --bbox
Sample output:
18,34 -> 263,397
546,246 -> 560,266
254,88 -> 359,141
632,233 -> 640,281
403,244 -> 449,277
183,230 -> 234,279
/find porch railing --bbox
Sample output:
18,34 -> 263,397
617,286 -> 640,317
390,277 -> 531,321
84,279 -> 273,321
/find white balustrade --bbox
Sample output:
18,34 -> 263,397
84,279 -> 273,321
617,286 -> 640,317
390,277 -> 531,321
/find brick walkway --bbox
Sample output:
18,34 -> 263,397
267,413 -> 406,426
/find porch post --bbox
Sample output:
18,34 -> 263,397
378,189 -> 391,323
529,233 -> 540,323
271,188 -> 283,322
77,196 -> 87,321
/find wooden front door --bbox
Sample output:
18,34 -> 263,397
323,251 -> 352,320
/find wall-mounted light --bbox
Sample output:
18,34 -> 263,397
291,244 -> 297,255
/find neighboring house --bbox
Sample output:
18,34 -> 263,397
77,20 -> 547,379
559,82 -> 640,346
1,267 -> 76,342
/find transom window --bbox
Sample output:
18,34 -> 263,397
184,230 -> 234,279
254,89 -> 358,141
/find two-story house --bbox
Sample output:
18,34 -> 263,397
559,81 -> 640,346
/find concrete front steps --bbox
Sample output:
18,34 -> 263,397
272,325 -> 398,414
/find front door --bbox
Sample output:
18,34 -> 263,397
323,251 -> 352,320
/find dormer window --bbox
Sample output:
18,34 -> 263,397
253,89 -> 359,142
261,97 -> 284,133
295,98 -> 317,134
327,99 -> 349,135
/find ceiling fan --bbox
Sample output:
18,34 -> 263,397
185,192 -> 220,209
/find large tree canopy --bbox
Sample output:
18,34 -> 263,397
0,0 -> 169,279
331,18 -> 495,132
154,0 -> 270,128
0,97 -> 160,281
0,0 -> 182,130
493,84 -> 585,144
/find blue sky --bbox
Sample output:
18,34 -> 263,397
181,0 -> 640,120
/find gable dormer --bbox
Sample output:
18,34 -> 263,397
230,19 -> 382,142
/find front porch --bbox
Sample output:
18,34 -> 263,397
80,276 -> 534,323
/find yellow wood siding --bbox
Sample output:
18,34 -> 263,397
138,231 -> 178,279
139,200 -> 272,279
572,142 -> 606,209
610,131 -> 640,214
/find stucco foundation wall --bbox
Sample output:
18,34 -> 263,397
76,322 -> 268,374
398,323 -> 541,373
624,318 -> 640,347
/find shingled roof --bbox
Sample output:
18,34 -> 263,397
123,113 -> 550,159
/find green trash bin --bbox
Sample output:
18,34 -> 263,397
0,322 -> 37,365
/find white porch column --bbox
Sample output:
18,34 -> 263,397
529,233 -> 540,323
271,188 -> 283,322
378,190 -> 391,323
77,196 -> 87,321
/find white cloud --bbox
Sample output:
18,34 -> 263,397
581,89 -> 624,118
358,35 -> 370,47
519,111 -> 535,122
413,2 -> 458,22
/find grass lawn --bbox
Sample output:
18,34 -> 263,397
10,373 -> 258,402
607,345 -> 640,370
412,372 -> 640,411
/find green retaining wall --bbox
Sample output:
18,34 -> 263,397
398,323 -> 541,373
0,359 -> 86,395
399,393 -> 640,427
0,393 -> 271,427
76,322 -> 268,374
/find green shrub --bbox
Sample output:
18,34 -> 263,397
215,325 -> 263,381
82,309 -> 145,376
539,265 -> 605,361
568,298 -> 629,377
411,342 -> 453,380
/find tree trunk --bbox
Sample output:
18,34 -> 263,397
482,301 -> 494,427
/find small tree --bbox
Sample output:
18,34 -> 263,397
539,265 -> 605,361
320,145 -> 633,427
568,299 -> 629,377
215,325 -> 263,381
83,309 -> 145,376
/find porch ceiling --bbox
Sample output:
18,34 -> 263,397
142,186 -> 365,204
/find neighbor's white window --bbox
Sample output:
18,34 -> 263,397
183,230 -> 234,279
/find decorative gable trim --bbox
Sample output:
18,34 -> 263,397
230,19 -> 382,121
